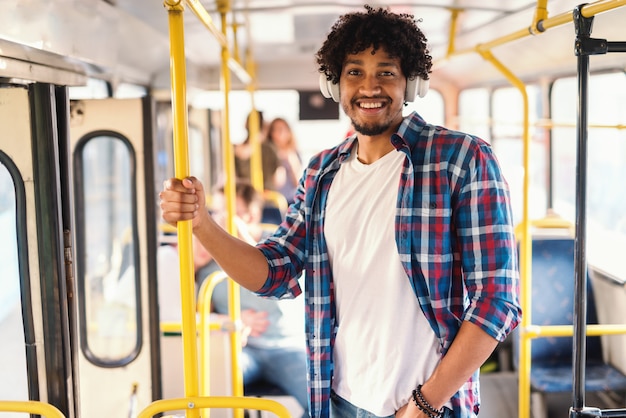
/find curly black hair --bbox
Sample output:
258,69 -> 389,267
316,5 -> 432,84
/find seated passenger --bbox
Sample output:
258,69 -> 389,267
156,225 -> 184,322
196,181 -> 309,418
265,117 -> 303,205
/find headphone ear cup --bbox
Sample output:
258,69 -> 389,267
417,77 -> 429,99
405,77 -> 429,102
319,73 -> 340,102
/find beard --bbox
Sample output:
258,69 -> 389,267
343,97 -> 404,136
350,119 -> 392,136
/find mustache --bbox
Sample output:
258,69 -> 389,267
351,95 -> 390,103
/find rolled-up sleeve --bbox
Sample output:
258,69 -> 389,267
454,141 -> 522,341
255,202 -> 307,299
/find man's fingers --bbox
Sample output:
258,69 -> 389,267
160,177 -> 205,227
164,177 -> 197,193
159,188 -> 198,205
160,197 -> 198,215
182,177 -> 195,188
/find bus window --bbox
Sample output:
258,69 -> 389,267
403,88 -> 444,126
552,72 -> 626,277
69,78 -> 110,100
114,83 -> 148,99
0,156 -> 28,401
459,88 -> 491,142
74,135 -> 141,365
491,85 -> 546,225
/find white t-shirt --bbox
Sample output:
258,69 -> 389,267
325,149 -> 443,416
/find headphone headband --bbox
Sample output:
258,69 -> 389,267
319,73 -> 429,103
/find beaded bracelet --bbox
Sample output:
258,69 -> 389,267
411,390 -> 437,418
411,385 -> 444,418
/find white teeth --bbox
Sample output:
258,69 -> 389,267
360,102 -> 382,109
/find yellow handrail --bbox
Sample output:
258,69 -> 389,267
263,190 -> 289,217
161,271 -> 263,418
214,3 -> 246,415
475,48 -> 532,418
442,0 -> 626,60
160,321 -> 222,334
136,396 -> 290,418
514,215 -> 626,418
246,53 -> 263,194
471,5 -> 626,412
525,324 -> 626,338
160,0 -> 255,417
198,271 -> 229,418
513,211 -> 576,239
0,401 -> 66,418
162,3 -> 200,418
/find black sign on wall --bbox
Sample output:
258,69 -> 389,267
299,90 -> 339,120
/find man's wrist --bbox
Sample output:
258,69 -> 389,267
411,385 -> 443,418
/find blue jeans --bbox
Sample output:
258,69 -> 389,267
242,345 -> 309,418
330,390 -> 454,418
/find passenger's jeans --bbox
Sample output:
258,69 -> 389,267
242,345 -> 309,418
330,390 -> 454,418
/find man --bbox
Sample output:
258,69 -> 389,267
160,6 -> 521,418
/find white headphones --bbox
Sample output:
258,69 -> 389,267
319,73 -> 429,103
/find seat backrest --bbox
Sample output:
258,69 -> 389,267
261,190 -> 288,225
261,205 -> 284,225
518,238 -> 602,364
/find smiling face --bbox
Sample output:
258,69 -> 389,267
339,46 -> 406,138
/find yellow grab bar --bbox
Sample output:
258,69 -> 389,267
197,271 -> 229,418
514,212 -> 575,239
0,401 -> 66,418
525,324 -> 626,338
136,396 -> 291,418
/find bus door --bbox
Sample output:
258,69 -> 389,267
0,83 -> 79,416
69,97 -> 160,418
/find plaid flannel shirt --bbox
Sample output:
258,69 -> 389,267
256,111 -> 522,418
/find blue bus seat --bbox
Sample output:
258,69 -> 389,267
515,238 -> 626,401
261,205 -> 283,225
261,190 -> 288,225
244,379 -> 290,418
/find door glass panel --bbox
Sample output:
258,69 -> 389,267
77,135 -> 140,363
0,157 -> 28,401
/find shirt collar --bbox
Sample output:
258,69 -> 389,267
393,111 -> 426,152
336,112 -> 427,163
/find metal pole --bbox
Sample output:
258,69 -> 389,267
163,1 -> 200,417
571,4 -> 591,417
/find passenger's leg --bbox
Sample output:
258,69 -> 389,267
241,346 -> 263,384
257,346 -> 309,417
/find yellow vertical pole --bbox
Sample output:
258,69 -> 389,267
232,12 -> 262,192
246,50 -> 263,193
163,1 -> 200,417
216,2 -> 245,418
248,107 -> 263,193
530,0 -> 549,34
477,49 -> 532,418
445,8 -> 460,57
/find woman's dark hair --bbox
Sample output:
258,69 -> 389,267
316,5 -> 432,84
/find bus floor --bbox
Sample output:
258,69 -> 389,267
480,370 -> 626,418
